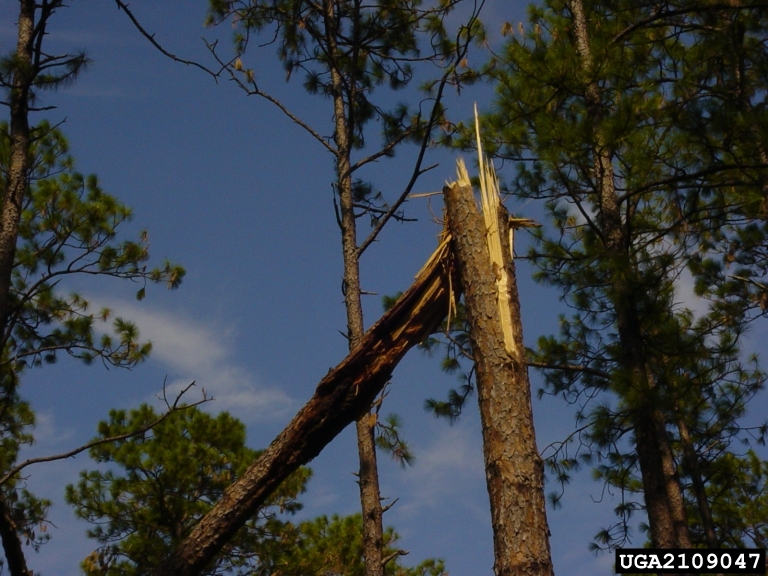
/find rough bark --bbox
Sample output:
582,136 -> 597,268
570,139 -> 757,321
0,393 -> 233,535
2,0 -> 34,340
0,3 -> 36,574
443,180 -> 554,576
323,0 -> 386,570
569,0 -> 691,551
152,235 -> 457,576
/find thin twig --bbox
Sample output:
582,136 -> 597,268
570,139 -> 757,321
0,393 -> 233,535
113,0 -> 222,78
349,128 -> 415,173
205,41 -> 338,156
356,8 -> 478,257
408,191 -> 442,198
353,203 -> 417,222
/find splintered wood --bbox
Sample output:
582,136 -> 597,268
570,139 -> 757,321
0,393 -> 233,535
476,103 -> 516,356
442,110 -> 554,576
152,109 -> 551,576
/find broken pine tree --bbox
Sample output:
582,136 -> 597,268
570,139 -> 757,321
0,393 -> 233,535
442,149 -> 554,576
150,152 -> 552,576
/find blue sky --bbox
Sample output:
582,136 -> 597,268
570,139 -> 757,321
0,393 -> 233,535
3,1 -> 759,575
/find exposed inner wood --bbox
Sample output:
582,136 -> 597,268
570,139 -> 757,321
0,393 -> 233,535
444,143 -> 553,575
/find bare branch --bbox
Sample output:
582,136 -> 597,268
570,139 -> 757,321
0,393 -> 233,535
353,202 -> 417,222
205,42 -> 338,156
356,162 -> 437,257
113,0 -> 222,79
349,128 -> 415,173
356,13 -> 477,257
380,497 -> 399,514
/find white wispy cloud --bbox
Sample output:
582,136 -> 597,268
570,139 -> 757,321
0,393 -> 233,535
28,411 -> 76,452
88,296 -> 294,424
395,425 -> 486,516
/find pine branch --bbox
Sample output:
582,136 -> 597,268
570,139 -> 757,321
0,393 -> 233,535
0,381 -> 208,487
356,9 -> 478,257
730,274 -> 768,292
526,360 -> 611,380
617,162 -> 768,204
610,3 -> 768,45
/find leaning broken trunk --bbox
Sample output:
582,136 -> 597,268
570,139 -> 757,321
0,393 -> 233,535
151,235 -> 458,576
443,155 -> 554,576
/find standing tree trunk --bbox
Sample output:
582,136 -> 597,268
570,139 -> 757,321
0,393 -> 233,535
1,0 -> 34,334
0,3 -> 37,575
675,409 -> 718,548
568,0 -> 691,551
0,498 -> 31,576
443,162 -> 554,576
322,1 -> 386,573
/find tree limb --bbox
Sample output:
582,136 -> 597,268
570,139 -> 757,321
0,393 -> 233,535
0,381 -> 207,488
610,3 -> 768,45
381,549 -> 408,567
152,233 -> 458,576
526,360 -> 611,380
204,41 -> 339,156
112,0 -> 222,79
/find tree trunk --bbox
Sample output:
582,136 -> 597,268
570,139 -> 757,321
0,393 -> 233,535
152,234 -> 457,576
322,0 -> 386,571
443,175 -> 554,576
0,3 -> 36,574
569,0 -> 691,551
0,496 -> 32,576
333,96 -> 386,576
675,408 -> 718,548
1,0 -> 34,336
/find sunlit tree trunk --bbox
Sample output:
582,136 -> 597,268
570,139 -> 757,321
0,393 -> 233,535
444,177 -> 554,576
